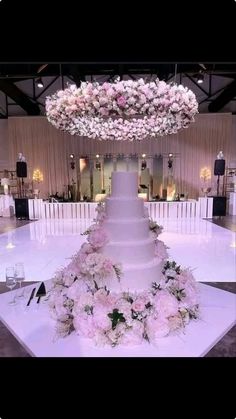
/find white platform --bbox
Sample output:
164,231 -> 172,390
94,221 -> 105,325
0,218 -> 235,283
0,195 -> 15,217
0,282 -> 235,357
229,192 -> 236,215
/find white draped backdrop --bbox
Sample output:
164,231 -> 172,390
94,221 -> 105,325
1,113 -> 235,198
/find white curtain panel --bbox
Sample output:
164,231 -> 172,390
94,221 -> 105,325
7,114 -> 235,199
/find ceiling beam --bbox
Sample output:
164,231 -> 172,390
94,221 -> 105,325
208,79 -> 236,112
0,80 -> 40,115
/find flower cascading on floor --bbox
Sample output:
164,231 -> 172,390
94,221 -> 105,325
45,78 -> 198,141
49,203 -> 200,347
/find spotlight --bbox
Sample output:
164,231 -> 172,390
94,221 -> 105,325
70,154 -> 75,159
142,153 -> 146,158
141,161 -> 147,170
197,73 -> 204,84
96,154 -> 100,158
36,77 -> 44,88
168,153 -> 173,169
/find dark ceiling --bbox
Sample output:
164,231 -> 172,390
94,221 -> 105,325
0,63 -> 236,117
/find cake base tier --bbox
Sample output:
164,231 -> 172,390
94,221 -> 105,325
100,257 -> 164,292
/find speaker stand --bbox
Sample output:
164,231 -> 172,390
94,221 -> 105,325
216,175 -> 220,196
18,178 -> 25,198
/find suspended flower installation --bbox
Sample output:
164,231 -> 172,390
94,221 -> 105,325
45,78 -> 198,141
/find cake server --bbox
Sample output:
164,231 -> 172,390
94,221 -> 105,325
35,282 -> 46,304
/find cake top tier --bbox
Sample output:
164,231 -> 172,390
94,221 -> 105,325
111,171 -> 138,197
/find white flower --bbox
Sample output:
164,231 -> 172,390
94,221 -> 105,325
165,269 -> 177,278
153,291 -> 179,318
146,316 -> 170,342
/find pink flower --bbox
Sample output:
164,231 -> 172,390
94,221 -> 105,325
168,314 -> 183,331
120,320 -> 144,345
67,280 -> 87,300
132,297 -> 146,312
146,316 -> 170,342
179,280 -> 198,308
93,304 -> 112,330
117,96 -> 127,107
93,288 -> 117,308
102,258 -> 113,274
154,240 -> 168,260
80,243 -> 94,254
73,314 -> 96,338
88,228 -> 109,249
153,291 -> 179,318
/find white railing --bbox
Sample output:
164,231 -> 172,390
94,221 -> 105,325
28,197 -> 213,221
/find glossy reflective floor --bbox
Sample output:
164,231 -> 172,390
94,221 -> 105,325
0,217 -> 235,357
0,218 -> 235,282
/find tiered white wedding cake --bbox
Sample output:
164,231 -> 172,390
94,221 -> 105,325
101,171 -> 163,291
49,170 -> 199,346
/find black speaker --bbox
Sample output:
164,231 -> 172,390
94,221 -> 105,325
16,161 -> 27,178
212,196 -> 227,216
214,159 -> 225,176
15,198 -> 29,219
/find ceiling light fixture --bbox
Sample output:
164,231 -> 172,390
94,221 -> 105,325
197,72 -> 204,84
36,77 -> 44,88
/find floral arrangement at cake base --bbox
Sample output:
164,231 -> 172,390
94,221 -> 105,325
48,205 -> 199,347
49,258 -> 199,347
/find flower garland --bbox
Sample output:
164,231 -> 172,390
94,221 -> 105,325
48,204 -> 199,346
45,78 -> 198,141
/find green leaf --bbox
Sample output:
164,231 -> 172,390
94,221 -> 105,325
107,309 -> 126,330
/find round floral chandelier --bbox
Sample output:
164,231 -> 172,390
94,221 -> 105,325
45,78 -> 198,141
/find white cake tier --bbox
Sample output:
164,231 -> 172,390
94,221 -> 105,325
111,171 -> 138,197
106,197 -> 144,218
100,257 -> 164,292
102,236 -> 155,264
103,217 -> 150,241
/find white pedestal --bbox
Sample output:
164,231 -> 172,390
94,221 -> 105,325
0,195 -> 15,217
229,192 -> 236,215
198,197 -> 213,218
28,199 -> 43,220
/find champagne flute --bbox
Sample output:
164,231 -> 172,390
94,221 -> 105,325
6,267 -> 17,305
15,263 -> 25,298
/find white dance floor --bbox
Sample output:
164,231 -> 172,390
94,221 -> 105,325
0,218 -> 235,357
0,218 -> 235,283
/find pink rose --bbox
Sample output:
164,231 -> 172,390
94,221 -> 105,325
117,96 -> 127,107
132,297 -> 146,312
